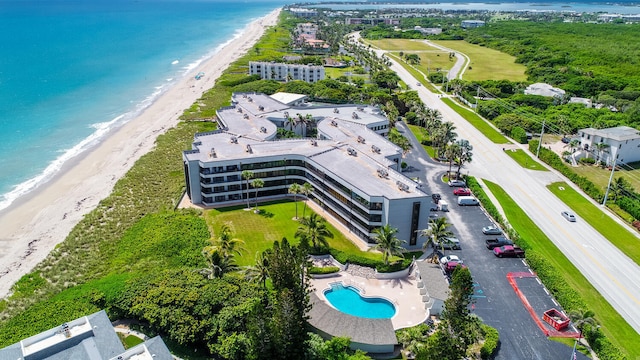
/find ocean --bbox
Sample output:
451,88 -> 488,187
0,0 -> 637,212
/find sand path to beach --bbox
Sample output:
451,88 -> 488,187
0,9 -> 281,298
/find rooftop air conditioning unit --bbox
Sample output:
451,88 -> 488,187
208,148 -> 217,158
230,136 -> 238,143
352,112 -> 359,119
357,107 -> 364,111
357,136 -> 365,143
347,147 -> 357,156
248,97 -> 253,102
331,120 -> 338,127
246,144 -> 252,153
258,105 -> 265,111
243,113 -> 249,119
310,139 -> 317,146
333,108 -> 339,113
377,168 -> 388,178
371,145 -> 381,153
260,126 -> 267,133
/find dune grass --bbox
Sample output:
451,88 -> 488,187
504,149 -> 548,171
441,98 -> 509,144
484,180 -> 640,358
432,40 -> 527,81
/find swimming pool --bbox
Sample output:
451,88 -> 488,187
323,283 -> 396,319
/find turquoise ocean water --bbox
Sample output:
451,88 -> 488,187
0,0 -> 637,212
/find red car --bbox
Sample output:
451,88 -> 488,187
453,188 -> 471,196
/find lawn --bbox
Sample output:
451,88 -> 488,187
324,67 -> 368,81
431,40 -> 527,82
484,180 -> 640,358
547,182 -> 640,264
504,149 -> 548,171
386,53 -> 440,93
407,124 -> 436,158
203,200 -> 390,266
441,98 -> 510,144
570,162 -> 640,194
368,39 -> 434,51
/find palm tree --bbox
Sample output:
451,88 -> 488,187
371,225 -> 406,265
444,142 -> 461,177
612,176 -> 632,200
288,183 -> 302,219
201,223 -> 244,278
568,309 -> 598,338
217,223 -> 245,258
251,178 -> 264,211
418,217 -> 454,261
242,170 -> 254,209
295,213 -> 334,251
245,250 -> 270,289
454,139 -> 473,179
569,139 -> 580,154
301,182 -> 313,218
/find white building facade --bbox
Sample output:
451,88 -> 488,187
249,61 -> 325,83
578,126 -> 640,165
183,93 -> 428,248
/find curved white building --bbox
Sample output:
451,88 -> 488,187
182,92 -> 430,248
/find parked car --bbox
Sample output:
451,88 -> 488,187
440,255 -> 462,264
561,211 -> 577,222
441,260 -> 466,274
438,237 -> 461,250
561,137 -> 570,144
493,245 -> 525,258
485,237 -> 513,249
448,179 -> 466,187
457,196 -> 479,206
453,188 -> 471,196
482,225 -> 502,235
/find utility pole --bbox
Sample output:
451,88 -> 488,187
603,148 -> 618,206
536,120 -> 545,158
475,86 -> 480,112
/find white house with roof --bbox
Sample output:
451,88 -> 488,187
182,92 -> 428,248
578,126 -> 640,165
524,83 -> 566,98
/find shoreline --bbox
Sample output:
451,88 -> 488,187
0,8 -> 281,298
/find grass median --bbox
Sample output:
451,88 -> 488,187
504,149 -> 547,171
441,98 -> 509,144
484,179 -> 640,358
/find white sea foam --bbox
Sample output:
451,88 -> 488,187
171,60 -> 179,65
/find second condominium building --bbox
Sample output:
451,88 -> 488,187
249,61 -> 325,82
183,92 -> 429,249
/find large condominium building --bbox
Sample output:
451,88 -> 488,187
182,93 -> 430,249
249,62 -> 325,83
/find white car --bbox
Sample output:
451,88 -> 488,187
482,225 -> 502,235
448,179 -> 466,187
440,255 -> 462,264
562,211 -> 577,222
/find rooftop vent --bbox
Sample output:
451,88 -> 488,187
242,94 -> 247,98
333,108 -> 339,114
208,148 -> 217,158
258,105 -> 265,111
260,126 -> 267,133
248,97 -> 253,102
357,136 -> 365,144
246,144 -> 253,153
371,145 -> 381,153
61,323 -> 71,338
347,147 -> 357,156
310,139 -> 317,146
330,120 -> 338,127
396,181 -> 410,192
237,107 -> 243,113
377,168 -> 388,178
352,112 -> 359,119
230,136 -> 238,144
243,113 -> 249,119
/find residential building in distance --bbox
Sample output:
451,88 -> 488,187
288,7 -> 318,18
345,18 -> 400,25
461,20 -> 485,28
182,92 -> 429,249
0,310 -> 172,360
524,82 -> 566,98
413,26 -> 443,35
577,126 -> 640,165
249,61 -> 325,82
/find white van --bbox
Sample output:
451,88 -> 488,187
457,196 -> 479,206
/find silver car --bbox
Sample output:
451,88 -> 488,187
562,211 -> 577,222
482,225 -> 502,235
448,179 -> 466,187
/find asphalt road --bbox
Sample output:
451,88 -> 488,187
400,122 -> 587,359
386,58 -> 640,335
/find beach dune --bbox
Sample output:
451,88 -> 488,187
0,9 -> 281,298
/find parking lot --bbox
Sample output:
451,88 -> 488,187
399,121 -> 587,359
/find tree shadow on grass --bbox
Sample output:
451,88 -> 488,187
257,210 -> 274,218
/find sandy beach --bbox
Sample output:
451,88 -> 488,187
0,8 -> 281,298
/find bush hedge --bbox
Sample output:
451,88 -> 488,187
480,324 -> 499,360
511,126 -> 528,144
328,249 -> 422,273
309,266 -> 340,275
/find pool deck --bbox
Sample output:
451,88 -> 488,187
310,270 -> 429,330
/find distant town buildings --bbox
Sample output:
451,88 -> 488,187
0,310 -> 172,360
597,13 -> 640,22
182,92 -> 430,248
524,83 -> 566,98
577,126 -> 640,165
288,7 -> 318,18
345,18 -> 401,25
461,20 -> 485,28
249,62 -> 325,82
413,26 -> 443,35
294,22 -> 330,52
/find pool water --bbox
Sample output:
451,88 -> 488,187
323,283 -> 396,319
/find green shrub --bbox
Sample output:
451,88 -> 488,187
480,324 -> 499,359
579,157 -> 596,165
511,126 -> 528,144
309,266 -> 340,275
